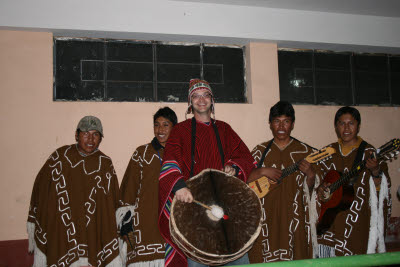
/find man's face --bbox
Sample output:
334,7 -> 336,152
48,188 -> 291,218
75,130 -> 102,155
335,113 -> 360,145
269,115 -> 294,142
154,116 -> 174,147
191,88 -> 212,116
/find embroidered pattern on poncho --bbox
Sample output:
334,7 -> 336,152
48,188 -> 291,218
248,139 -> 318,263
27,144 -> 122,267
120,142 -> 166,266
317,141 -> 391,256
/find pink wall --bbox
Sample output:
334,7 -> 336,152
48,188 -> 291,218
0,30 -> 399,241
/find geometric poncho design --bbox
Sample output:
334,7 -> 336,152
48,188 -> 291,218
317,141 -> 391,257
27,144 -> 122,267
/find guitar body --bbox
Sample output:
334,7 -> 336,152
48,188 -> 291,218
248,176 -> 277,198
249,147 -> 336,199
317,170 -> 355,235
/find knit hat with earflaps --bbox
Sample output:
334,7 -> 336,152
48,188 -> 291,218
185,79 -> 215,119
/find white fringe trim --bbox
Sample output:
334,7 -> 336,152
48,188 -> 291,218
27,222 -> 47,266
119,237 -> 127,267
27,221 -> 35,253
106,254 -> 123,267
116,206 -> 134,266
70,256 -> 123,267
70,257 -> 89,267
308,174 -> 320,258
116,206 -> 135,229
128,259 -> 164,267
33,245 -> 47,267
377,174 -> 389,253
318,244 -> 336,258
367,175 -> 379,254
367,173 -> 388,254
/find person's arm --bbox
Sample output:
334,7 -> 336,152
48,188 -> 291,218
159,124 -> 191,207
222,123 -> 257,182
27,150 -> 56,255
365,151 -> 382,186
120,148 -> 143,206
298,159 -> 316,190
247,167 -> 282,183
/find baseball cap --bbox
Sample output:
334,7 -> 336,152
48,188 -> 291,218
76,116 -> 104,137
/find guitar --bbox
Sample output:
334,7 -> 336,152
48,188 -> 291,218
317,138 -> 400,235
249,147 -> 336,198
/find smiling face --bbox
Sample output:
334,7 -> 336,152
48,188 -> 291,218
191,88 -> 213,117
154,116 -> 174,147
75,130 -> 102,155
335,113 -> 360,146
269,115 -> 294,143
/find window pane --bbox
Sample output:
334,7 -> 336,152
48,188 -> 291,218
157,44 -> 200,82
55,39 -> 105,100
390,56 -> 400,105
157,44 -> 200,101
54,38 -> 246,103
278,51 -> 314,104
157,82 -> 188,102
107,82 -> 154,101
354,55 -> 389,105
106,42 -> 153,100
315,53 -> 352,105
203,46 -> 246,103
107,61 -> 153,82
107,41 -> 153,62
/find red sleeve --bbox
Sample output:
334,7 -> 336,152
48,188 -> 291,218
221,122 -> 256,182
158,123 -> 188,267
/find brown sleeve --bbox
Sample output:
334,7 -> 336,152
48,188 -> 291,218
120,149 -> 142,206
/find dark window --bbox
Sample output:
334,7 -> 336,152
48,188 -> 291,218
390,56 -> 400,105
354,54 -> 389,105
315,52 -> 352,105
278,50 -> 400,106
278,51 -> 314,104
54,38 -> 246,103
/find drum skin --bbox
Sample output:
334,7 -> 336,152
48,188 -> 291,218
170,169 -> 262,266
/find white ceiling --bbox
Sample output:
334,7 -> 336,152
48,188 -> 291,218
175,0 -> 400,18
1,0 -> 399,53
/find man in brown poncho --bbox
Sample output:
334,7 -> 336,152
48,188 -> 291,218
120,107 -> 177,267
248,101 -> 320,263
317,106 -> 391,257
27,116 -> 123,267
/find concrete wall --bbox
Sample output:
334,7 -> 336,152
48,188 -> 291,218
0,29 -> 399,241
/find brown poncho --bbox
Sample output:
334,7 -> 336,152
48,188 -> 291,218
120,139 -> 166,266
248,139 -> 319,263
27,144 -> 122,267
317,140 -> 391,256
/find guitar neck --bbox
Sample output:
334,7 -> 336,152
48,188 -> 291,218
329,154 -> 381,192
279,162 -> 300,180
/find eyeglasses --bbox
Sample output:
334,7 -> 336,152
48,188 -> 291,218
192,93 -> 212,100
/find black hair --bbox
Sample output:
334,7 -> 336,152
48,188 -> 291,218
154,107 -> 178,126
269,101 -> 295,123
334,106 -> 361,125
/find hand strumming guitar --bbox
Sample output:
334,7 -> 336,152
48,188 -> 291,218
366,151 -> 382,186
298,159 -> 316,189
317,182 -> 332,203
247,167 -> 282,183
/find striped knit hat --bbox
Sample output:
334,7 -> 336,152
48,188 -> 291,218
186,79 -> 215,119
